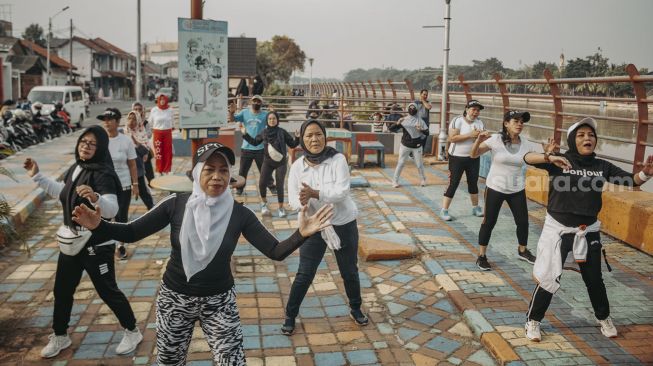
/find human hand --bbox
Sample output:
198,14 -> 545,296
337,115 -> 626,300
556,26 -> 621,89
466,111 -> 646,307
543,137 -> 559,154
550,155 -> 572,170
71,204 -> 102,230
298,204 -> 334,237
299,182 -> 318,205
76,185 -> 98,203
477,131 -> 491,143
23,158 -> 39,177
240,123 -> 246,135
132,184 -> 139,200
469,128 -> 480,139
641,155 -> 653,176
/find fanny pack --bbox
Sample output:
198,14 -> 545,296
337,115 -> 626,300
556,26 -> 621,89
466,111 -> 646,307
267,144 -> 284,162
56,225 -> 92,256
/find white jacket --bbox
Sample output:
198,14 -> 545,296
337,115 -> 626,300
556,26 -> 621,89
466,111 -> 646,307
532,214 -> 601,294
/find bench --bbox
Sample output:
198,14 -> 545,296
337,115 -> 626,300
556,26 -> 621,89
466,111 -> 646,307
357,141 -> 385,168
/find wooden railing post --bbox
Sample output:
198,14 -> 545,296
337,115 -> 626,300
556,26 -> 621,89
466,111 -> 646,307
458,74 -> 472,102
377,80 -> 387,101
368,80 -> 377,99
387,80 -> 397,102
544,69 -> 564,146
494,73 -> 510,113
361,82 -> 369,100
405,79 -> 415,101
626,64 -> 649,174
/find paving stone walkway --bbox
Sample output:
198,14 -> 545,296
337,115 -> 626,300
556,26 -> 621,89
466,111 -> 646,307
0,138 -> 652,365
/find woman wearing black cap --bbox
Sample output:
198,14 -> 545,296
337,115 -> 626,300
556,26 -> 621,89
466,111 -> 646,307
23,126 -> 141,359
441,99 -> 485,221
70,142 -> 334,366
283,119 -> 368,336
522,117 -> 653,342
240,111 -> 299,217
470,111 -> 541,270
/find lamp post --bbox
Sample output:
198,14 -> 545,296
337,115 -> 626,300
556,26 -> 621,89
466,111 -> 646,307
437,0 -> 451,161
46,5 -> 70,85
135,0 -> 142,102
308,57 -> 314,97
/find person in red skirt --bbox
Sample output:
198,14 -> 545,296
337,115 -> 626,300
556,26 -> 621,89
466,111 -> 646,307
150,94 -> 174,175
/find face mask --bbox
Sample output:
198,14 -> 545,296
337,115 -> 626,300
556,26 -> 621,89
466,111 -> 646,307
252,103 -> 261,111
408,109 -> 417,116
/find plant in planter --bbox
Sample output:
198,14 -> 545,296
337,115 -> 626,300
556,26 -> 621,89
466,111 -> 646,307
0,167 -> 19,250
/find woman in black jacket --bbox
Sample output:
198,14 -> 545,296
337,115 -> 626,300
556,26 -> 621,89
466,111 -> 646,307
241,111 -> 299,217
71,142 -> 334,366
389,103 -> 429,187
24,125 -> 141,358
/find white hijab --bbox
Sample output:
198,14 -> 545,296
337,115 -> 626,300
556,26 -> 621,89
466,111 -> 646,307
179,156 -> 234,281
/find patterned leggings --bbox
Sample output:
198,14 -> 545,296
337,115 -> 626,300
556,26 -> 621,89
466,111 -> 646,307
156,283 -> 245,366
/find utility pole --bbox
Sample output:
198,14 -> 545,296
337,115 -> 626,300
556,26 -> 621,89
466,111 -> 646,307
46,6 -> 69,85
135,0 -> 142,102
69,19 -> 73,84
437,0 -> 452,161
308,57 -> 314,97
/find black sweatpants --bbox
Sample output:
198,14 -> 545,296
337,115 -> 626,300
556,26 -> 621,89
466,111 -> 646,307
116,187 -> 132,223
479,188 -> 529,246
259,158 -> 287,203
53,244 -> 136,335
137,175 -> 154,210
444,155 -> 480,198
238,149 -> 274,193
144,149 -> 155,183
527,231 -> 609,322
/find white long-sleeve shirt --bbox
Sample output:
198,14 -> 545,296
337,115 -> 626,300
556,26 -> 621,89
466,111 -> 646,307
288,154 -> 358,226
32,169 -> 119,219
149,107 -> 173,130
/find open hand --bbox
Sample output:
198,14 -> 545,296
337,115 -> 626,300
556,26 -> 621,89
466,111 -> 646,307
76,185 -> 98,203
23,158 -> 39,177
543,137 -> 559,154
477,131 -> 491,143
71,204 -> 102,230
641,155 -> 653,176
298,204 -> 334,237
550,155 -> 572,170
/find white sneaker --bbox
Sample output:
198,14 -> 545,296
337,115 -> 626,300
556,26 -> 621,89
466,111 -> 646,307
41,333 -> 72,358
392,181 -> 400,188
261,204 -> 270,216
420,179 -> 426,187
115,328 -> 143,355
472,206 -> 484,217
278,207 -> 287,218
439,208 -> 452,221
598,317 -> 618,338
525,320 -> 541,342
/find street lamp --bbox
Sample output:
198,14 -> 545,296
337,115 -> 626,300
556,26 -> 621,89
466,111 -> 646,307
46,5 -> 70,86
438,0 -> 451,161
308,57 -> 314,97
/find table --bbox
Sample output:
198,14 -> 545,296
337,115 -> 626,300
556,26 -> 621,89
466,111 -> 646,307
326,128 -> 353,162
150,174 -> 246,193
357,141 -> 386,168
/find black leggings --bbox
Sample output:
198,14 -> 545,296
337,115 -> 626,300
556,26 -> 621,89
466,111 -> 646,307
527,231 -> 609,322
478,188 -> 529,246
116,187 -> 132,223
259,158 -> 287,203
444,155 -> 480,198
137,175 -> 154,210
238,149 -> 274,192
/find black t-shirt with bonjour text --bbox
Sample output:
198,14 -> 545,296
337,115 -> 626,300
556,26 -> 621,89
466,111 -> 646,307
530,157 -> 634,227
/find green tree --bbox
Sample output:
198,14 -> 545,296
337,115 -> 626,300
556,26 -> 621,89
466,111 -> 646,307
256,35 -> 306,86
22,23 -> 46,47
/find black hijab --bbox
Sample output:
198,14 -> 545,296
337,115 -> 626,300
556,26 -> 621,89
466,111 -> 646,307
299,119 -> 339,165
564,122 -> 597,167
60,126 -> 121,227
264,111 -> 287,157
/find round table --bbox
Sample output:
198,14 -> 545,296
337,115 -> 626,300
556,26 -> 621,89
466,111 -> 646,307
150,174 -> 246,193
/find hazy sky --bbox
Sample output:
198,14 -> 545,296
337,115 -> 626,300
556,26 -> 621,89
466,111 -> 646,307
7,0 -> 652,79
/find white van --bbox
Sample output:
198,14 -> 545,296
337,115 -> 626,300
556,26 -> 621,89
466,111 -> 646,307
27,86 -> 88,127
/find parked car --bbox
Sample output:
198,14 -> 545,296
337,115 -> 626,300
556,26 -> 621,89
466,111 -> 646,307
155,87 -> 176,102
27,86 -> 87,128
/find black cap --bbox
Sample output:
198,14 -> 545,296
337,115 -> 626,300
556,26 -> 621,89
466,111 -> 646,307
195,142 -> 236,166
503,110 -> 531,122
465,99 -> 484,110
96,108 -> 121,121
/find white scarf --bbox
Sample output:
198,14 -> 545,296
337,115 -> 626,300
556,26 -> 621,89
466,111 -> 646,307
179,160 -> 234,281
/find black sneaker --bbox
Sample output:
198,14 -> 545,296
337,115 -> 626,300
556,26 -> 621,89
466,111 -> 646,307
117,245 -> 128,260
518,248 -> 536,264
350,309 -> 369,326
281,317 -> 295,336
269,186 -> 277,195
476,255 -> 491,271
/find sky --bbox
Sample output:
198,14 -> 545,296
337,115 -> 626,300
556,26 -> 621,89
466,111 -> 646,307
6,0 -> 653,79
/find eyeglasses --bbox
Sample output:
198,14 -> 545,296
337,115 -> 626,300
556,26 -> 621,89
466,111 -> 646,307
79,139 -> 97,148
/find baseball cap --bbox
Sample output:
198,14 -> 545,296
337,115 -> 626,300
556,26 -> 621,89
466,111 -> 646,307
567,117 -> 597,135
250,95 -> 263,102
195,142 -> 236,166
504,110 -> 531,122
96,108 -> 121,121
465,100 -> 484,110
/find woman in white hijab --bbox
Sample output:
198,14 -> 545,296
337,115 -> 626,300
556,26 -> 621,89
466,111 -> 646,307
71,142 -> 334,366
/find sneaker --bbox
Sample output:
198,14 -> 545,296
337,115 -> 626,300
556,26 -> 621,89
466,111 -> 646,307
115,328 -> 143,355
278,207 -> 287,218
392,181 -> 400,188
525,320 -> 541,342
598,317 -> 618,338
269,186 -> 277,195
472,206 -> 484,217
117,245 -> 128,260
476,255 -> 491,271
261,204 -> 270,216
281,317 -> 295,336
420,179 -> 426,187
518,248 -> 537,264
439,208 -> 452,221
41,333 -> 72,358
350,309 -> 369,326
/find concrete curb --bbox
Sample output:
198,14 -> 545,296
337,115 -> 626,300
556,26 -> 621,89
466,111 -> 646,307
432,272 -> 523,365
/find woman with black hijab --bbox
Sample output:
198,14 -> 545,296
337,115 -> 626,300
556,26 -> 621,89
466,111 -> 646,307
70,142 -> 334,366
241,111 -> 299,217
282,119 -> 368,336
522,117 -> 653,342
23,125 -> 142,359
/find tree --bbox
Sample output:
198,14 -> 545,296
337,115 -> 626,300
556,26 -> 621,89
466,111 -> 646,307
22,23 -> 46,47
256,35 -> 306,86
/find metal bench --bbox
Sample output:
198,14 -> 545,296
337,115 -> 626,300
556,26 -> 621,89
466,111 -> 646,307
357,141 -> 385,168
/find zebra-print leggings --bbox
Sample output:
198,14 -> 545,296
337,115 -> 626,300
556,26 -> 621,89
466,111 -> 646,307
156,282 -> 246,366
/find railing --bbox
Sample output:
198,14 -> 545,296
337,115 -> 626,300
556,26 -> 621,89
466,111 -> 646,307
294,64 -> 652,173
